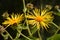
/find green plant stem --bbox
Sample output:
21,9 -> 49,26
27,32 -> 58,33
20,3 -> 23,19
54,29 -> 60,35
51,22 -> 60,29
1,33 -> 8,40
51,22 -> 60,35
5,24 -> 10,29
23,0 -> 32,36
5,30 -> 13,40
23,0 -> 25,11
1,30 -> 13,40
38,30 -> 42,40
20,33 -> 31,40
26,20 -> 32,36
14,30 -> 21,40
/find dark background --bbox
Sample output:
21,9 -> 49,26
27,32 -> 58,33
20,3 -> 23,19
0,0 -> 60,40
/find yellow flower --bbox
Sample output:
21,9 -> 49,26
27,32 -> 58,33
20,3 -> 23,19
2,13 -> 23,27
26,8 -> 54,30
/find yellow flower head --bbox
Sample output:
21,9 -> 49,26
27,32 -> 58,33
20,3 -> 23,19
26,8 -> 54,30
2,13 -> 23,27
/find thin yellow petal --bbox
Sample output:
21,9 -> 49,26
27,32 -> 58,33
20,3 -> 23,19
37,22 -> 40,29
28,20 -> 36,25
41,9 -> 48,16
33,8 -> 40,16
2,13 -> 23,26
26,14 -> 35,19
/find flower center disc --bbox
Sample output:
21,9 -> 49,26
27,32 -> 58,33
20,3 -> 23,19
35,16 -> 43,22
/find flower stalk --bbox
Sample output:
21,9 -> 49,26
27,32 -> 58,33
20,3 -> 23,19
51,22 -> 60,35
38,29 -> 42,40
23,0 -> 32,36
51,22 -> 60,29
20,33 -> 31,40
1,30 -> 13,40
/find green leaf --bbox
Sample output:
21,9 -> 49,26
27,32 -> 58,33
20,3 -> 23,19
56,12 -> 60,16
47,34 -> 60,40
54,12 -> 60,16
30,25 -> 37,35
